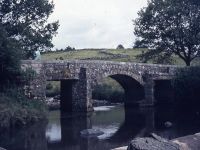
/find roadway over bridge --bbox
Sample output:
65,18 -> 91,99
21,60 -> 180,112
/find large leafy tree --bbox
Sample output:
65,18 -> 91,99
0,0 -> 59,58
0,0 -> 59,87
0,24 -> 21,87
134,0 -> 200,66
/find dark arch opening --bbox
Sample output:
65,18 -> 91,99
92,74 -> 145,108
46,79 -> 77,113
109,74 -> 145,108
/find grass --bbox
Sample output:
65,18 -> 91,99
42,48 -> 200,66
42,48 -> 146,62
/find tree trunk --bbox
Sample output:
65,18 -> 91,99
185,60 -> 191,66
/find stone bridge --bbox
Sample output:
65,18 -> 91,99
21,60 -> 180,112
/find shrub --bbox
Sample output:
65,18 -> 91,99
46,83 -> 53,90
92,83 -> 124,103
0,88 -> 47,130
116,44 -> 124,49
46,81 -> 60,97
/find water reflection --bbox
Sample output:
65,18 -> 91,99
1,105 -> 200,150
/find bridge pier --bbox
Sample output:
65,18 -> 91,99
140,79 -> 155,107
60,68 -> 93,113
70,68 -> 93,112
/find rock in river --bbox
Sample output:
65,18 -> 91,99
80,129 -> 104,138
127,133 -> 180,150
164,121 -> 173,128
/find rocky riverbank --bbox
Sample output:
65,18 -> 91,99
46,96 -> 121,110
112,132 -> 200,150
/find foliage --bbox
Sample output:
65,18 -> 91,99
116,44 -> 124,49
134,0 -> 200,66
0,0 -> 58,89
0,88 -> 47,129
0,25 -> 22,87
172,66 -> 200,105
133,39 -> 148,48
46,83 -> 53,90
46,81 -> 60,97
64,46 -> 75,51
0,0 -> 59,59
20,68 -> 37,85
92,78 -> 125,102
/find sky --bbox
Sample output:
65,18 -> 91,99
49,0 -> 147,49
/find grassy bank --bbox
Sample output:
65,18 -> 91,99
0,89 -> 47,131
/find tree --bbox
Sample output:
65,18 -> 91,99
64,46 -> 75,51
0,0 -> 59,59
116,44 -> 124,49
133,39 -> 148,48
134,0 -> 200,66
0,25 -> 21,87
0,0 -> 59,88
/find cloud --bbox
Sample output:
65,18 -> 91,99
49,0 -> 147,49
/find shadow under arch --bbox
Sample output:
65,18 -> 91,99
107,108 -> 155,144
108,74 -> 145,108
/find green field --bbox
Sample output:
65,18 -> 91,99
42,48 -> 147,63
42,48 -> 200,66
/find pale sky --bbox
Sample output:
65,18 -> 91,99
49,0 -> 147,49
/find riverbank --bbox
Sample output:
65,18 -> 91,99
0,90 -> 47,131
46,96 -> 121,110
112,132 -> 200,150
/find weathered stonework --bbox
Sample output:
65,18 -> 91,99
21,60 -> 181,112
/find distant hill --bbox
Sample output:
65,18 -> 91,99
42,48 -> 147,63
42,48 -> 200,66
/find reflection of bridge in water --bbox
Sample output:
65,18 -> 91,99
22,60 -> 180,113
46,108 -> 156,150
1,106 -> 200,150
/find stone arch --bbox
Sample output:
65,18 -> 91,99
91,73 -> 145,108
90,71 -> 144,88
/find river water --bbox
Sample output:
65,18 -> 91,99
1,105 -> 200,150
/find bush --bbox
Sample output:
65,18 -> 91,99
46,83 -> 53,90
46,81 -> 60,97
116,44 -> 124,49
92,83 -> 124,103
0,88 -> 47,130
172,66 -> 200,106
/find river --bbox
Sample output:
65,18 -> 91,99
1,105 -> 200,150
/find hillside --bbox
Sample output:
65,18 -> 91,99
42,48 -> 199,66
42,48 -> 147,63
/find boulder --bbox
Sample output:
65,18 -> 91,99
80,129 -> 104,138
164,121 -> 173,128
127,133 -> 180,150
